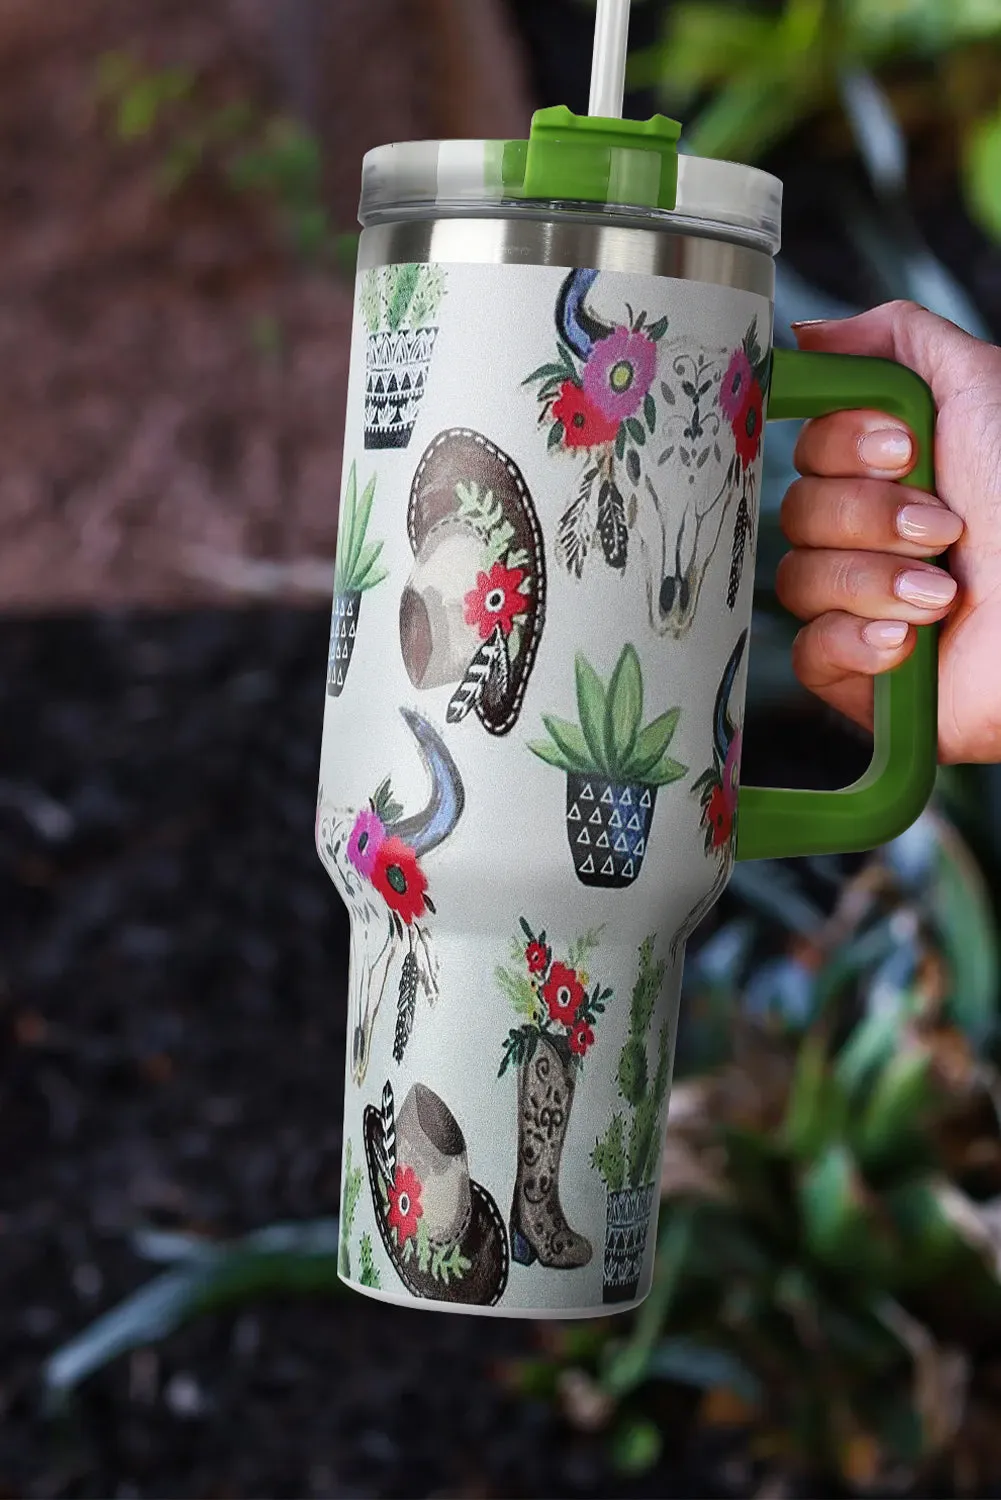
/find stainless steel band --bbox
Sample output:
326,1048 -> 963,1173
359,217 -> 775,300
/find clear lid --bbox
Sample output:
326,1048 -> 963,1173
359,120 -> 783,256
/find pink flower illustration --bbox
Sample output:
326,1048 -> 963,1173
723,728 -> 742,814
347,807 -> 386,879
582,327 -> 657,424
720,348 -> 753,422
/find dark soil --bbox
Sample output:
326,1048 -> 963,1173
0,608 -> 866,1500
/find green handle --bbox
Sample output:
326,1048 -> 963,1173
735,347 -> 938,862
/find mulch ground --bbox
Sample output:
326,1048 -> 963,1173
0,608 -> 769,1500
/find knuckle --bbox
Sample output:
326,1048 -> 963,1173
830,553 -> 863,604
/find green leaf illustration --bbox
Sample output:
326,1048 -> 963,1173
527,738 -> 578,774
625,709 -> 682,781
575,655 -> 609,773
604,645 -> 644,776
646,315 -> 668,341
541,714 -> 593,772
643,753 -> 688,788
626,417 -> 646,447
334,463 -> 358,593
525,360 -> 570,384
386,262 -> 421,331
644,392 -> 657,431
352,540 -> 388,593
344,472 -> 377,585
615,425 -> 627,460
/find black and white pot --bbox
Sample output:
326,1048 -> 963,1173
602,1182 -> 656,1304
364,327 -> 439,450
565,773 -> 658,888
327,590 -> 362,697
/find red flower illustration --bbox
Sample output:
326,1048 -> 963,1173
569,1018 -> 595,1057
386,1163 -> 423,1244
733,379 -> 763,467
552,380 -> 619,449
705,783 -> 733,850
525,940 -> 549,974
543,962 -> 585,1026
464,561 -> 530,641
372,836 -> 428,925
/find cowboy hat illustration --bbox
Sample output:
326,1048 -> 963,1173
399,428 -> 546,736
363,1080 -> 509,1307
316,708 -> 465,1087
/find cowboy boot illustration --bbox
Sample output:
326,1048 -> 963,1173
510,1034 -> 592,1270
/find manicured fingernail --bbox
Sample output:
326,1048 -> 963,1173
894,567 -> 957,609
896,503 -> 963,546
790,319 -> 829,329
859,427 -> 914,472
863,620 -> 909,650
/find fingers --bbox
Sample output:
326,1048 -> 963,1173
791,302 -> 1001,408
776,548 -> 957,625
781,477 -> 964,557
793,409 -> 918,481
789,612 -> 918,735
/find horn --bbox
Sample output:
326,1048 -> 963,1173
713,629 -> 748,763
555,268 -> 613,361
388,708 -> 465,857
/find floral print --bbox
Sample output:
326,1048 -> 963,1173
463,560 -> 531,640
543,962 -> 586,1026
582,326 -> 657,424
371,836 -> 429,927
347,808 -> 386,880
498,919 -> 612,1078
719,347 -> 753,422
552,380 -> 619,448
387,1163 -> 424,1244
569,1018 -> 595,1057
733,379 -> 764,467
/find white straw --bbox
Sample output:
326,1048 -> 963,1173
588,0 -> 632,119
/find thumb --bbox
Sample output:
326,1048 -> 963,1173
791,300 -> 994,410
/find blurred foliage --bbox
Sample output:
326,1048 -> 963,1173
503,811 -> 1001,1493
632,0 -> 1001,243
94,50 -> 357,271
43,29 -> 1001,1498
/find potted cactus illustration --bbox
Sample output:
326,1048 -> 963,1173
528,644 -> 686,888
361,263 -> 447,449
591,937 -> 670,1302
328,462 -> 388,697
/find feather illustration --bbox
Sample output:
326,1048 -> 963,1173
597,479 -> 628,570
447,626 -> 508,723
374,1081 -> 396,1184
393,951 -> 418,1063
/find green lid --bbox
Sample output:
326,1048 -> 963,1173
518,106 -> 682,210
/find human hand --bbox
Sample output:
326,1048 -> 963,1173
775,300 -> 1001,764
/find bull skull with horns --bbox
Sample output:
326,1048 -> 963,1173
317,708 -> 465,1087
529,270 -> 767,640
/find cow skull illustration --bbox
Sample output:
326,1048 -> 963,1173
317,707 -> 464,1086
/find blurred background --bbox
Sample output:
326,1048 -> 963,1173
3,0 -> 1001,1495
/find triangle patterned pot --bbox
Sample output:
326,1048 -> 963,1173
602,1182 -> 657,1304
327,590 -> 362,697
364,327 -> 439,450
565,773 -> 658,889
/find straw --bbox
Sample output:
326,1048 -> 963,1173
588,0 -> 632,119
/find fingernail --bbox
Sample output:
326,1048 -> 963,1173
894,567 -> 957,609
859,427 -> 914,473
863,620 -> 909,650
790,319 -> 829,329
896,503 -> 963,546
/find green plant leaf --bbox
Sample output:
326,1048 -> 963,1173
335,463 -> 359,592
386,262 -> 421,331
799,1143 -> 895,1277
625,709 -> 682,780
604,645 -> 644,775
641,754 -> 688,788
783,1034 -> 847,1160
344,472 -> 377,585
542,714 -> 594,772
352,540 -> 387,593
527,739 -> 578,774
852,1046 -> 933,1175
575,656 -> 609,773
